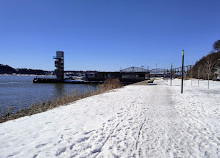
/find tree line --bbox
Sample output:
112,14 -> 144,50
190,40 -> 220,80
0,64 -> 49,75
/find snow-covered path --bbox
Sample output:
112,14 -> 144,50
0,79 -> 220,158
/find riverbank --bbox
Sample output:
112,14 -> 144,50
0,79 -> 122,123
0,79 -> 220,157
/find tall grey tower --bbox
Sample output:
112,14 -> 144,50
54,51 -> 64,81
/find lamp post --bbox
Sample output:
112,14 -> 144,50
190,65 -> 192,86
170,63 -> 172,86
181,50 -> 184,93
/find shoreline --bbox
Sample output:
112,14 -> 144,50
0,79 -> 122,123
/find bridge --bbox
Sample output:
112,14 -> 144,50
149,65 -> 193,78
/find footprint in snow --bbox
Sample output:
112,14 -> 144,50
56,147 -> 67,156
35,143 -> 47,149
76,136 -> 90,143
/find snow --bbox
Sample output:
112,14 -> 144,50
0,79 -> 220,158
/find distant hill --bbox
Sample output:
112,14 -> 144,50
0,64 -> 49,75
191,52 -> 220,80
0,64 -> 16,74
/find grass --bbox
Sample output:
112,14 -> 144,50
0,79 -> 122,123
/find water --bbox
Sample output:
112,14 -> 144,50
0,76 -> 96,115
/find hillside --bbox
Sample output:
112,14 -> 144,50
0,64 -> 16,74
0,64 -> 48,75
191,52 -> 220,80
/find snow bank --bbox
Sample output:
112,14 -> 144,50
0,79 -> 219,157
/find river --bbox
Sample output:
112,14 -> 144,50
0,76 -> 96,115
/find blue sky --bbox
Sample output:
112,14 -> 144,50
0,0 -> 219,71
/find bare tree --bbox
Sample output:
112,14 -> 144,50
205,54 -> 216,89
198,65 -> 202,86
213,40 -> 220,52
214,59 -> 220,80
